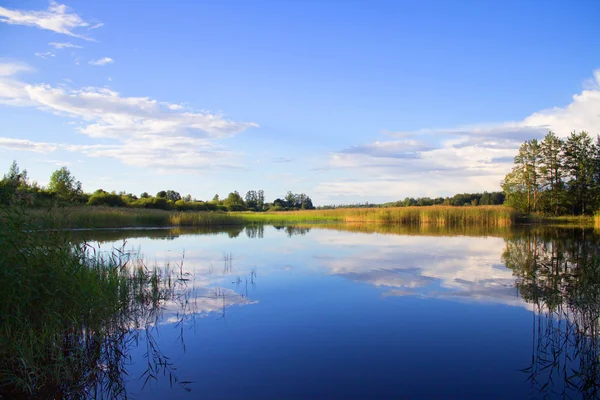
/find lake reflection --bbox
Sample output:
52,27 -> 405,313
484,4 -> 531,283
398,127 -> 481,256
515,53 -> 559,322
80,225 -> 600,399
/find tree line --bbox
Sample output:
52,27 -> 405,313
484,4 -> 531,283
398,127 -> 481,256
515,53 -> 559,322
502,131 -> 600,215
0,161 -> 315,212
317,192 -> 505,209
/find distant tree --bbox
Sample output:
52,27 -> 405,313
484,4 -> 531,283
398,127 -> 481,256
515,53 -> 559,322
48,167 -> 82,201
212,194 -> 220,203
245,190 -> 258,209
0,161 -> 33,205
140,192 -> 150,198
257,190 -> 265,211
183,194 -> 192,202
165,190 -> 181,202
224,191 -> 245,207
156,191 -> 167,198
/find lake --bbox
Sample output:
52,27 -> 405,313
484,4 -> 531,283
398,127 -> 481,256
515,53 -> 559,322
81,224 -> 600,399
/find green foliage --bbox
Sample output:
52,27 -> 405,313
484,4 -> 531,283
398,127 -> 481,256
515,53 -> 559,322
0,208 -> 191,397
87,190 -> 126,207
48,166 -> 82,201
503,131 -> 600,216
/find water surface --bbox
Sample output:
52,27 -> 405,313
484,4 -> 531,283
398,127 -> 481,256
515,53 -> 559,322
83,225 -> 600,399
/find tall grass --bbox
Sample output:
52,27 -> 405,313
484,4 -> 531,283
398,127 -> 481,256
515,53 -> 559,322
234,205 -> 517,227
595,212 -> 600,229
18,205 -> 517,230
0,208 -> 191,398
24,206 -> 245,229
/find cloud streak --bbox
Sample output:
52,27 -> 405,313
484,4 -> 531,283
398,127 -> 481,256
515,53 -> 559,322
317,69 -> 600,201
49,42 -> 83,49
88,57 -> 114,66
0,61 -> 258,172
0,2 -> 97,41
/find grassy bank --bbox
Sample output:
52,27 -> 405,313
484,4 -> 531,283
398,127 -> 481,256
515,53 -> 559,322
235,205 -> 517,227
11,205 -> 518,230
0,208 -> 190,398
23,206 -> 245,229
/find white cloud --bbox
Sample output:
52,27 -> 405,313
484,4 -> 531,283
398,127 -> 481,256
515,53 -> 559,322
88,22 -> 104,30
0,61 -> 32,77
89,57 -> 114,66
0,61 -> 258,171
0,2 -> 95,41
319,69 -> 600,200
0,138 -> 57,153
34,51 -> 55,59
49,42 -> 83,49
0,62 -> 35,106
312,229 -> 524,307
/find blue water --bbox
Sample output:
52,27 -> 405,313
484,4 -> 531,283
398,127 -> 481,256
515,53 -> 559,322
90,226 -> 596,399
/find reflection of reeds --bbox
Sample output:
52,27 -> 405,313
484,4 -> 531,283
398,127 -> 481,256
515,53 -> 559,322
504,230 -> 600,398
0,208 -> 193,398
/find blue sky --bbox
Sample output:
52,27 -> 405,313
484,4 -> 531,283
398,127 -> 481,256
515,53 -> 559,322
1,0 -> 599,205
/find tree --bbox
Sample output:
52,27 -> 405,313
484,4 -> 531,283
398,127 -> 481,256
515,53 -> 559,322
513,139 -> 543,213
156,191 -> 167,198
1,161 -> 32,205
539,132 -> 565,215
563,131 -> 594,215
245,190 -> 258,209
224,191 -> 245,207
165,190 -> 181,202
257,190 -> 265,211
502,169 -> 529,213
140,192 -> 150,199
48,167 -> 82,201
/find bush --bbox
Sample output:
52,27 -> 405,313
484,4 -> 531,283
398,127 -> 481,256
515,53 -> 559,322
226,204 -> 247,212
87,192 -> 126,207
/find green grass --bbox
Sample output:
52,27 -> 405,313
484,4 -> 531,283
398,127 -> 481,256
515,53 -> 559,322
0,207 -> 190,398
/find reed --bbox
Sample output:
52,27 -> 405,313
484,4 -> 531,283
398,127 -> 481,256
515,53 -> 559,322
0,207 -> 190,398
22,206 -> 245,229
16,205 -> 517,230
595,212 -> 600,229
234,205 -> 517,227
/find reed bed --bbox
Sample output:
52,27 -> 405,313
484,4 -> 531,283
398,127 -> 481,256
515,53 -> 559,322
595,212 -> 600,229
0,207 -> 190,398
23,207 -> 245,229
16,205 -> 517,230
235,205 -> 517,227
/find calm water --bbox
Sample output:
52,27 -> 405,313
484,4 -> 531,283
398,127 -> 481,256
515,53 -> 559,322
83,225 -> 600,399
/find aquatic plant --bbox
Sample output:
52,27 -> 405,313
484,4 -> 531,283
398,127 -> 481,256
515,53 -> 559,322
0,207 -> 193,398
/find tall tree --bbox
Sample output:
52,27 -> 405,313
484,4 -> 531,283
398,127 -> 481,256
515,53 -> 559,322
539,132 -> 564,215
563,131 -> 594,215
48,167 -> 82,201
513,139 -> 543,213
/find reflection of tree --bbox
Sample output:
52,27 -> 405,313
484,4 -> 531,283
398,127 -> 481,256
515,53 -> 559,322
503,229 -> 600,399
245,225 -> 264,239
272,225 -> 311,237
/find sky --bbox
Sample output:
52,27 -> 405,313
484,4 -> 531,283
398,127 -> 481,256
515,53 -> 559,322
0,0 -> 599,205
